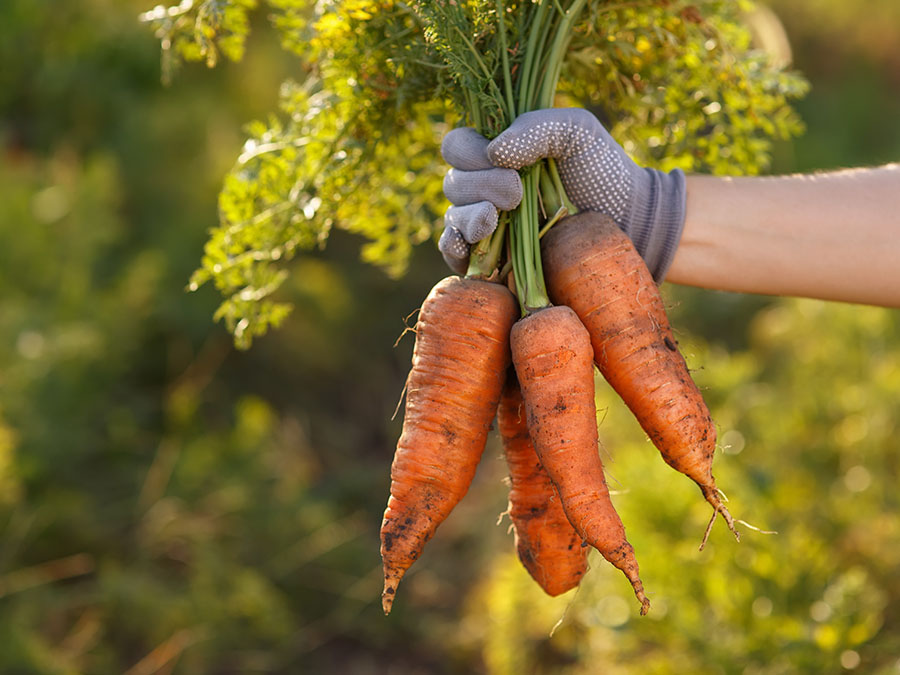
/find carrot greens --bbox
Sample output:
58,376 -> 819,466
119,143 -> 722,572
143,0 -> 808,347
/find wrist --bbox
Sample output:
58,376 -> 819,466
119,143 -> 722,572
626,167 -> 687,283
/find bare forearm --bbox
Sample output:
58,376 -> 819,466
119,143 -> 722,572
667,165 -> 900,307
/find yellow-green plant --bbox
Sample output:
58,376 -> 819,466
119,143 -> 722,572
143,0 -> 808,348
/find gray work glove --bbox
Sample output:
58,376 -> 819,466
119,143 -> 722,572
439,108 -> 687,282
439,128 -> 522,274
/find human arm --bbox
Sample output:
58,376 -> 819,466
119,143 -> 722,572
670,167 -> 900,307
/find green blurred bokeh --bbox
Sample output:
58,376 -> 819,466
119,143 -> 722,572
1,1 -> 899,673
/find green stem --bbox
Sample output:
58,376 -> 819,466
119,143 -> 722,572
539,167 -> 561,216
449,21 -> 509,124
508,202 -> 525,314
461,1 -> 587,302
463,89 -> 482,131
489,213 -> 509,270
453,24 -> 496,83
510,2 -> 590,313
539,0 -> 589,107
520,169 -> 536,302
538,206 -> 569,239
529,6 -> 565,110
496,0 -> 515,120
548,158 -> 577,214
514,165 -> 549,311
528,168 -> 548,305
517,0 -> 550,113
466,213 -> 509,279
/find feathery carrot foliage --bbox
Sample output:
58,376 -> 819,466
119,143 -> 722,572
143,0 -> 807,347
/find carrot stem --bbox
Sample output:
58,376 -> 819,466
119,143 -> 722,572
538,0 -> 589,107
547,158 -> 577,214
538,206 -> 569,239
467,211 -> 509,279
517,1 -> 550,112
496,0 -> 516,119
539,168 -> 561,215
506,0 -> 587,314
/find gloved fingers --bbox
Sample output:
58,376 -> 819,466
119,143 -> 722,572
487,107 -> 604,169
445,201 -> 498,244
443,168 -> 522,211
438,226 -> 471,275
441,127 -> 493,171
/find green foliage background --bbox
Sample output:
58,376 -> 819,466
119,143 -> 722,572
1,0 -> 899,673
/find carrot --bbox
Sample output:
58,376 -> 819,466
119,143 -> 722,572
541,212 -> 739,545
498,369 -> 589,596
511,305 -> 650,614
380,275 -> 518,614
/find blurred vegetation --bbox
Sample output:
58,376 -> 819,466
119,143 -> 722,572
1,0 -> 899,673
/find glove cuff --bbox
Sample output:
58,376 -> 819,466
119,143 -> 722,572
626,167 -> 686,283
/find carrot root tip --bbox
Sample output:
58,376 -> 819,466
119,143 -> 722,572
699,510 -> 717,551
639,597 -> 651,616
700,484 -> 741,546
625,576 -> 651,615
382,585 -> 396,615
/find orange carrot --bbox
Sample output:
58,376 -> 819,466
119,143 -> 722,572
511,305 -> 650,614
380,275 -> 518,614
498,369 -> 589,596
541,212 -> 738,544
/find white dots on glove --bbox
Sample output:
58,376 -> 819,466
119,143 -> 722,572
439,226 -> 471,275
487,109 -> 632,224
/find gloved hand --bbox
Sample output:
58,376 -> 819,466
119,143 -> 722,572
439,128 -> 522,274
439,108 -> 687,282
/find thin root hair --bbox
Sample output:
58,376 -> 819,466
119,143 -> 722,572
736,519 -> 778,536
393,306 -> 421,348
391,371 -> 411,422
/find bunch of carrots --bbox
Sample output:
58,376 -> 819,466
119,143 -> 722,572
380,0 -> 739,615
